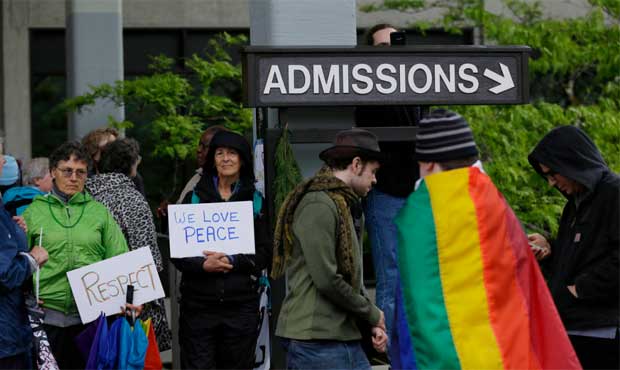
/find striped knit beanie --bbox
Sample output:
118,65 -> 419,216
416,109 -> 478,162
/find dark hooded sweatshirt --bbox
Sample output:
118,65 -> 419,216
528,126 -> 619,331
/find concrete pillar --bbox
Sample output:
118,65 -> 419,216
1,0 -> 31,159
249,1 -> 357,368
66,0 -> 124,140
250,0 -> 357,175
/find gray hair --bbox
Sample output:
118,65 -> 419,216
23,157 -> 50,185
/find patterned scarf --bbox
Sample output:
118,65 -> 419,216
271,166 -> 361,290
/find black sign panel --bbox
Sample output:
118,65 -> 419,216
242,46 -> 530,107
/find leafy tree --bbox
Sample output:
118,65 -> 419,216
63,33 -> 252,161
361,0 -> 620,234
62,33 -> 252,203
273,128 -> 303,214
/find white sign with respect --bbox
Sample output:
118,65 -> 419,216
67,247 -> 165,324
168,201 -> 255,258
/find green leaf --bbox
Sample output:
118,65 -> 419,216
56,32 -> 251,163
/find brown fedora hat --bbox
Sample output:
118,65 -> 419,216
319,128 -> 386,161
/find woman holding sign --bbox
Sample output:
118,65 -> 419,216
173,130 -> 271,370
23,142 -> 129,369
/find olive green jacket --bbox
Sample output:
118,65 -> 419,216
275,191 -> 381,341
23,192 -> 128,315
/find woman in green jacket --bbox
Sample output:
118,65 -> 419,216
23,141 -> 128,369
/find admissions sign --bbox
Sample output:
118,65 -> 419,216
242,46 -> 531,107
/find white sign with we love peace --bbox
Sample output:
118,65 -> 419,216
167,201 -> 255,258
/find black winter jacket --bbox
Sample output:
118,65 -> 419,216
529,126 -> 619,330
172,131 -> 271,307
172,175 -> 271,307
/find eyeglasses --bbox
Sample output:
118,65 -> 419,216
56,167 -> 88,179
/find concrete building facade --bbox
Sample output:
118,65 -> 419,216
1,0 -> 593,160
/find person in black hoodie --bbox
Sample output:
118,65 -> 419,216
528,126 -> 619,369
172,130 -> 271,369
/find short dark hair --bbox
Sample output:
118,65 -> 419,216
99,138 -> 140,176
49,141 -> 91,171
323,153 -> 378,171
363,23 -> 396,45
437,155 -> 480,171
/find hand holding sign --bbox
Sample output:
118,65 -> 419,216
202,251 -> 233,273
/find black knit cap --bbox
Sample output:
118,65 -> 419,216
415,109 -> 478,162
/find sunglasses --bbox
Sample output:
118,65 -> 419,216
56,167 -> 88,179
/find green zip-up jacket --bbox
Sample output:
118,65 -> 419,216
276,191 -> 381,341
23,192 -> 128,315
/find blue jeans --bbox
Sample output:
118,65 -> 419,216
364,188 -> 406,340
281,338 -> 371,370
389,281 -> 418,369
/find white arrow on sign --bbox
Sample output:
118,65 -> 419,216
483,63 -> 515,94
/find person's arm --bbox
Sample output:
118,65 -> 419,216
171,256 -> 207,274
0,223 -> 33,292
294,200 -> 381,326
0,252 -> 32,292
573,198 -> 619,300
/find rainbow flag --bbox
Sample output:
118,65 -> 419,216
393,167 -> 581,370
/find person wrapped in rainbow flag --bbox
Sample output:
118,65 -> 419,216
390,109 -> 581,370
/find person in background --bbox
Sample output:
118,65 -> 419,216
4,158 -> 53,216
81,127 -> 146,196
272,129 -> 387,370
22,141 -> 129,369
172,130 -> 271,369
177,125 -> 229,204
355,23 -> 425,344
0,153 -> 49,369
85,138 -> 172,352
0,155 -> 21,195
528,126 -> 619,369
156,125 -> 230,220
81,127 -> 119,175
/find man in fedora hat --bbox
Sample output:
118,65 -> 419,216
272,128 -> 387,369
